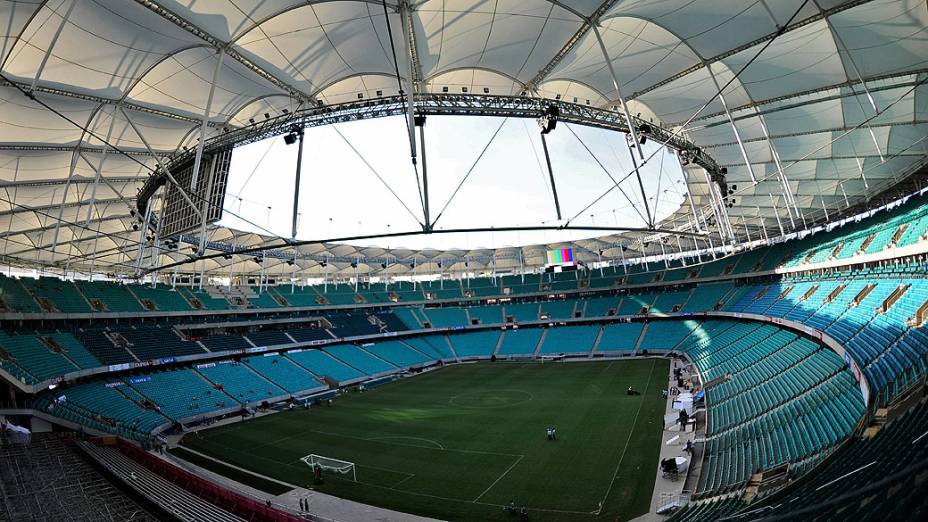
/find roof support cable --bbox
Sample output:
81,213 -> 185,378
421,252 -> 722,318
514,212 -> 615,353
330,125 -> 424,228
0,70 -> 280,240
563,1 -> 812,238
562,123 -> 648,226
431,117 -> 509,229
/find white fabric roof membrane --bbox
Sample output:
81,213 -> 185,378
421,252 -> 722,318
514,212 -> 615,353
0,0 -> 926,278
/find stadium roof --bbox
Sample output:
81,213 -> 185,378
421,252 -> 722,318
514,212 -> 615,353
0,0 -> 926,278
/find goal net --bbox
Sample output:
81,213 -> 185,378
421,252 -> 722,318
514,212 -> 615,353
300,454 -> 357,482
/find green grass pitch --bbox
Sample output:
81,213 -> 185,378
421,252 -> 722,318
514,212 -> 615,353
178,358 -> 669,521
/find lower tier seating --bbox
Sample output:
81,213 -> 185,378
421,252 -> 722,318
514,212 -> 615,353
244,354 -> 326,394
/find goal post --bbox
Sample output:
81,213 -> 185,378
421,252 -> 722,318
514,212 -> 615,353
300,454 -> 357,482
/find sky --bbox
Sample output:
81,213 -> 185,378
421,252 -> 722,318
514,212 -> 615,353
218,115 -> 687,251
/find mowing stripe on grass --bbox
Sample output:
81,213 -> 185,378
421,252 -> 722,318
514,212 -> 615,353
594,358 -> 657,515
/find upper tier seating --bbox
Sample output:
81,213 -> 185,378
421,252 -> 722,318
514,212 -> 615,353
41,332 -> 101,369
117,326 -> 206,361
76,329 -> 136,365
0,331 -> 79,383
420,307 -> 469,328
22,277 -> 91,313
726,276 -> 928,403
288,327 -> 332,343
504,302 -> 539,322
501,273 -> 541,295
75,280 -> 143,312
421,280 -> 462,300
682,283 -> 733,312
582,296 -> 619,317
618,293 -> 654,315
539,300 -> 576,319
467,305 -> 504,324
0,275 -> 40,312
196,334 -> 251,353
178,287 -> 231,310
248,288 -> 284,308
245,330 -> 293,347
276,286 -> 322,307
327,313 -> 381,337
129,283 -> 192,311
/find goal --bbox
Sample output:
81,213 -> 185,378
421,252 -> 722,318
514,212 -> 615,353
300,454 -> 357,482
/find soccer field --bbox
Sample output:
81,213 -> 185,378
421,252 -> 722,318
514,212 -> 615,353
178,358 -> 669,521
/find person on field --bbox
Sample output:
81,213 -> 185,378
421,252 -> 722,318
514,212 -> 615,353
505,499 -> 516,515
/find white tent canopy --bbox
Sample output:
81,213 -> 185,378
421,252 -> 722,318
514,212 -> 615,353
0,0 -> 926,277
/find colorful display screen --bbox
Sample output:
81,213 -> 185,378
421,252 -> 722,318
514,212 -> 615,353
546,248 -> 574,265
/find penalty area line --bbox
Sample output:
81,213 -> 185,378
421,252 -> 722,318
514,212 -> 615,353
472,454 -> 524,503
390,473 -> 417,490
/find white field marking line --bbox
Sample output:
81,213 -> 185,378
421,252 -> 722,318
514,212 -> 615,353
188,441 -> 593,516
390,473 -> 417,490
194,437 -> 414,480
177,446 -> 302,489
366,435 -> 445,450
594,358 -> 657,515
472,454 -> 524,503
814,461 -> 877,491
912,428 -> 928,445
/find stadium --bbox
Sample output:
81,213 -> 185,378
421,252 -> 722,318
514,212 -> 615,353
1,0 -> 927,521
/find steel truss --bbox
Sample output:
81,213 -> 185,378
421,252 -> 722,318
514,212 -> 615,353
137,93 -> 721,215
